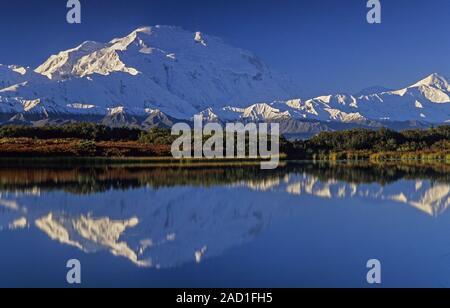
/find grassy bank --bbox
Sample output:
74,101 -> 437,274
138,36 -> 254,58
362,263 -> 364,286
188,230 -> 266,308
309,150 -> 450,163
0,137 -> 171,157
0,137 -> 286,167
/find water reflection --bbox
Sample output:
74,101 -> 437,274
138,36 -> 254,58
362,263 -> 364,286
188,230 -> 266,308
237,173 -> 450,217
0,162 -> 449,270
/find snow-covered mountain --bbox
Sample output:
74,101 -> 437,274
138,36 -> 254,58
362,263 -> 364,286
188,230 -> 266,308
200,73 -> 450,124
0,25 -> 448,131
0,26 -> 296,119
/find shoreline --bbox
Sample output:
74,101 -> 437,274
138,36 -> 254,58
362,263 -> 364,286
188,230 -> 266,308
0,155 -> 447,166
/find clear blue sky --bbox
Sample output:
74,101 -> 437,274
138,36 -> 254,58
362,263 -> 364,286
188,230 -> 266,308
0,0 -> 449,96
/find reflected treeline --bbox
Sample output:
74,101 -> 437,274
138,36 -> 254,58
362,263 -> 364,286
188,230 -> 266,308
0,160 -> 448,194
301,161 -> 450,186
0,162 -> 286,194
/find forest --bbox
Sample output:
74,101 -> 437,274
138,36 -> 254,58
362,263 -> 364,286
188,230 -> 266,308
286,125 -> 450,161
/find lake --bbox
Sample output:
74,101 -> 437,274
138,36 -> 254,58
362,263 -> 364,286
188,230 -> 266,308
0,161 -> 449,288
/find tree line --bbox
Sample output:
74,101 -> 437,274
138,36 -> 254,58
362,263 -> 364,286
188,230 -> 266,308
285,126 -> 450,159
0,123 -> 448,159
0,123 -> 142,141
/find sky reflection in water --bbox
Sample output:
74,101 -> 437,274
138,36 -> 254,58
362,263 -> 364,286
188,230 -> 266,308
0,162 -> 449,287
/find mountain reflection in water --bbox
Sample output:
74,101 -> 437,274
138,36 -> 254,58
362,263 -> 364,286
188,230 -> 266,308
0,161 -> 449,271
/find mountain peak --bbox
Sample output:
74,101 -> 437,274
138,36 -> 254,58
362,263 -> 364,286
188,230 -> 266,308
34,40 -> 106,79
6,25 -> 293,119
108,25 -> 214,53
411,73 -> 449,90
242,103 -> 291,121
134,26 -> 152,34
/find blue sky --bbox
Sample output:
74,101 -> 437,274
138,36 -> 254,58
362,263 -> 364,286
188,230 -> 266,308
0,0 -> 449,96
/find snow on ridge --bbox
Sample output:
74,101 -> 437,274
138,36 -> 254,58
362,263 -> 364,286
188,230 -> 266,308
0,26 -> 295,120
10,66 -> 27,75
411,73 -> 450,90
265,73 -> 450,123
241,103 -> 291,121
35,41 -> 107,79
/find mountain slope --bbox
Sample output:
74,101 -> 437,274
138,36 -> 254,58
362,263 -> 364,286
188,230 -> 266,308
1,26 -> 295,119
207,73 -> 450,124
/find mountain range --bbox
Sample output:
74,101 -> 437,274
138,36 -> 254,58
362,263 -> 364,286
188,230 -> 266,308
0,25 -> 449,137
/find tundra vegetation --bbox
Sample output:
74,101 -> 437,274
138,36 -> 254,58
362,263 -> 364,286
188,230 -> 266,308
0,123 -> 448,162
287,126 -> 450,162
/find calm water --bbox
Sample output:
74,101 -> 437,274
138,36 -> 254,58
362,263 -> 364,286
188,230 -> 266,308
0,161 -> 449,288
